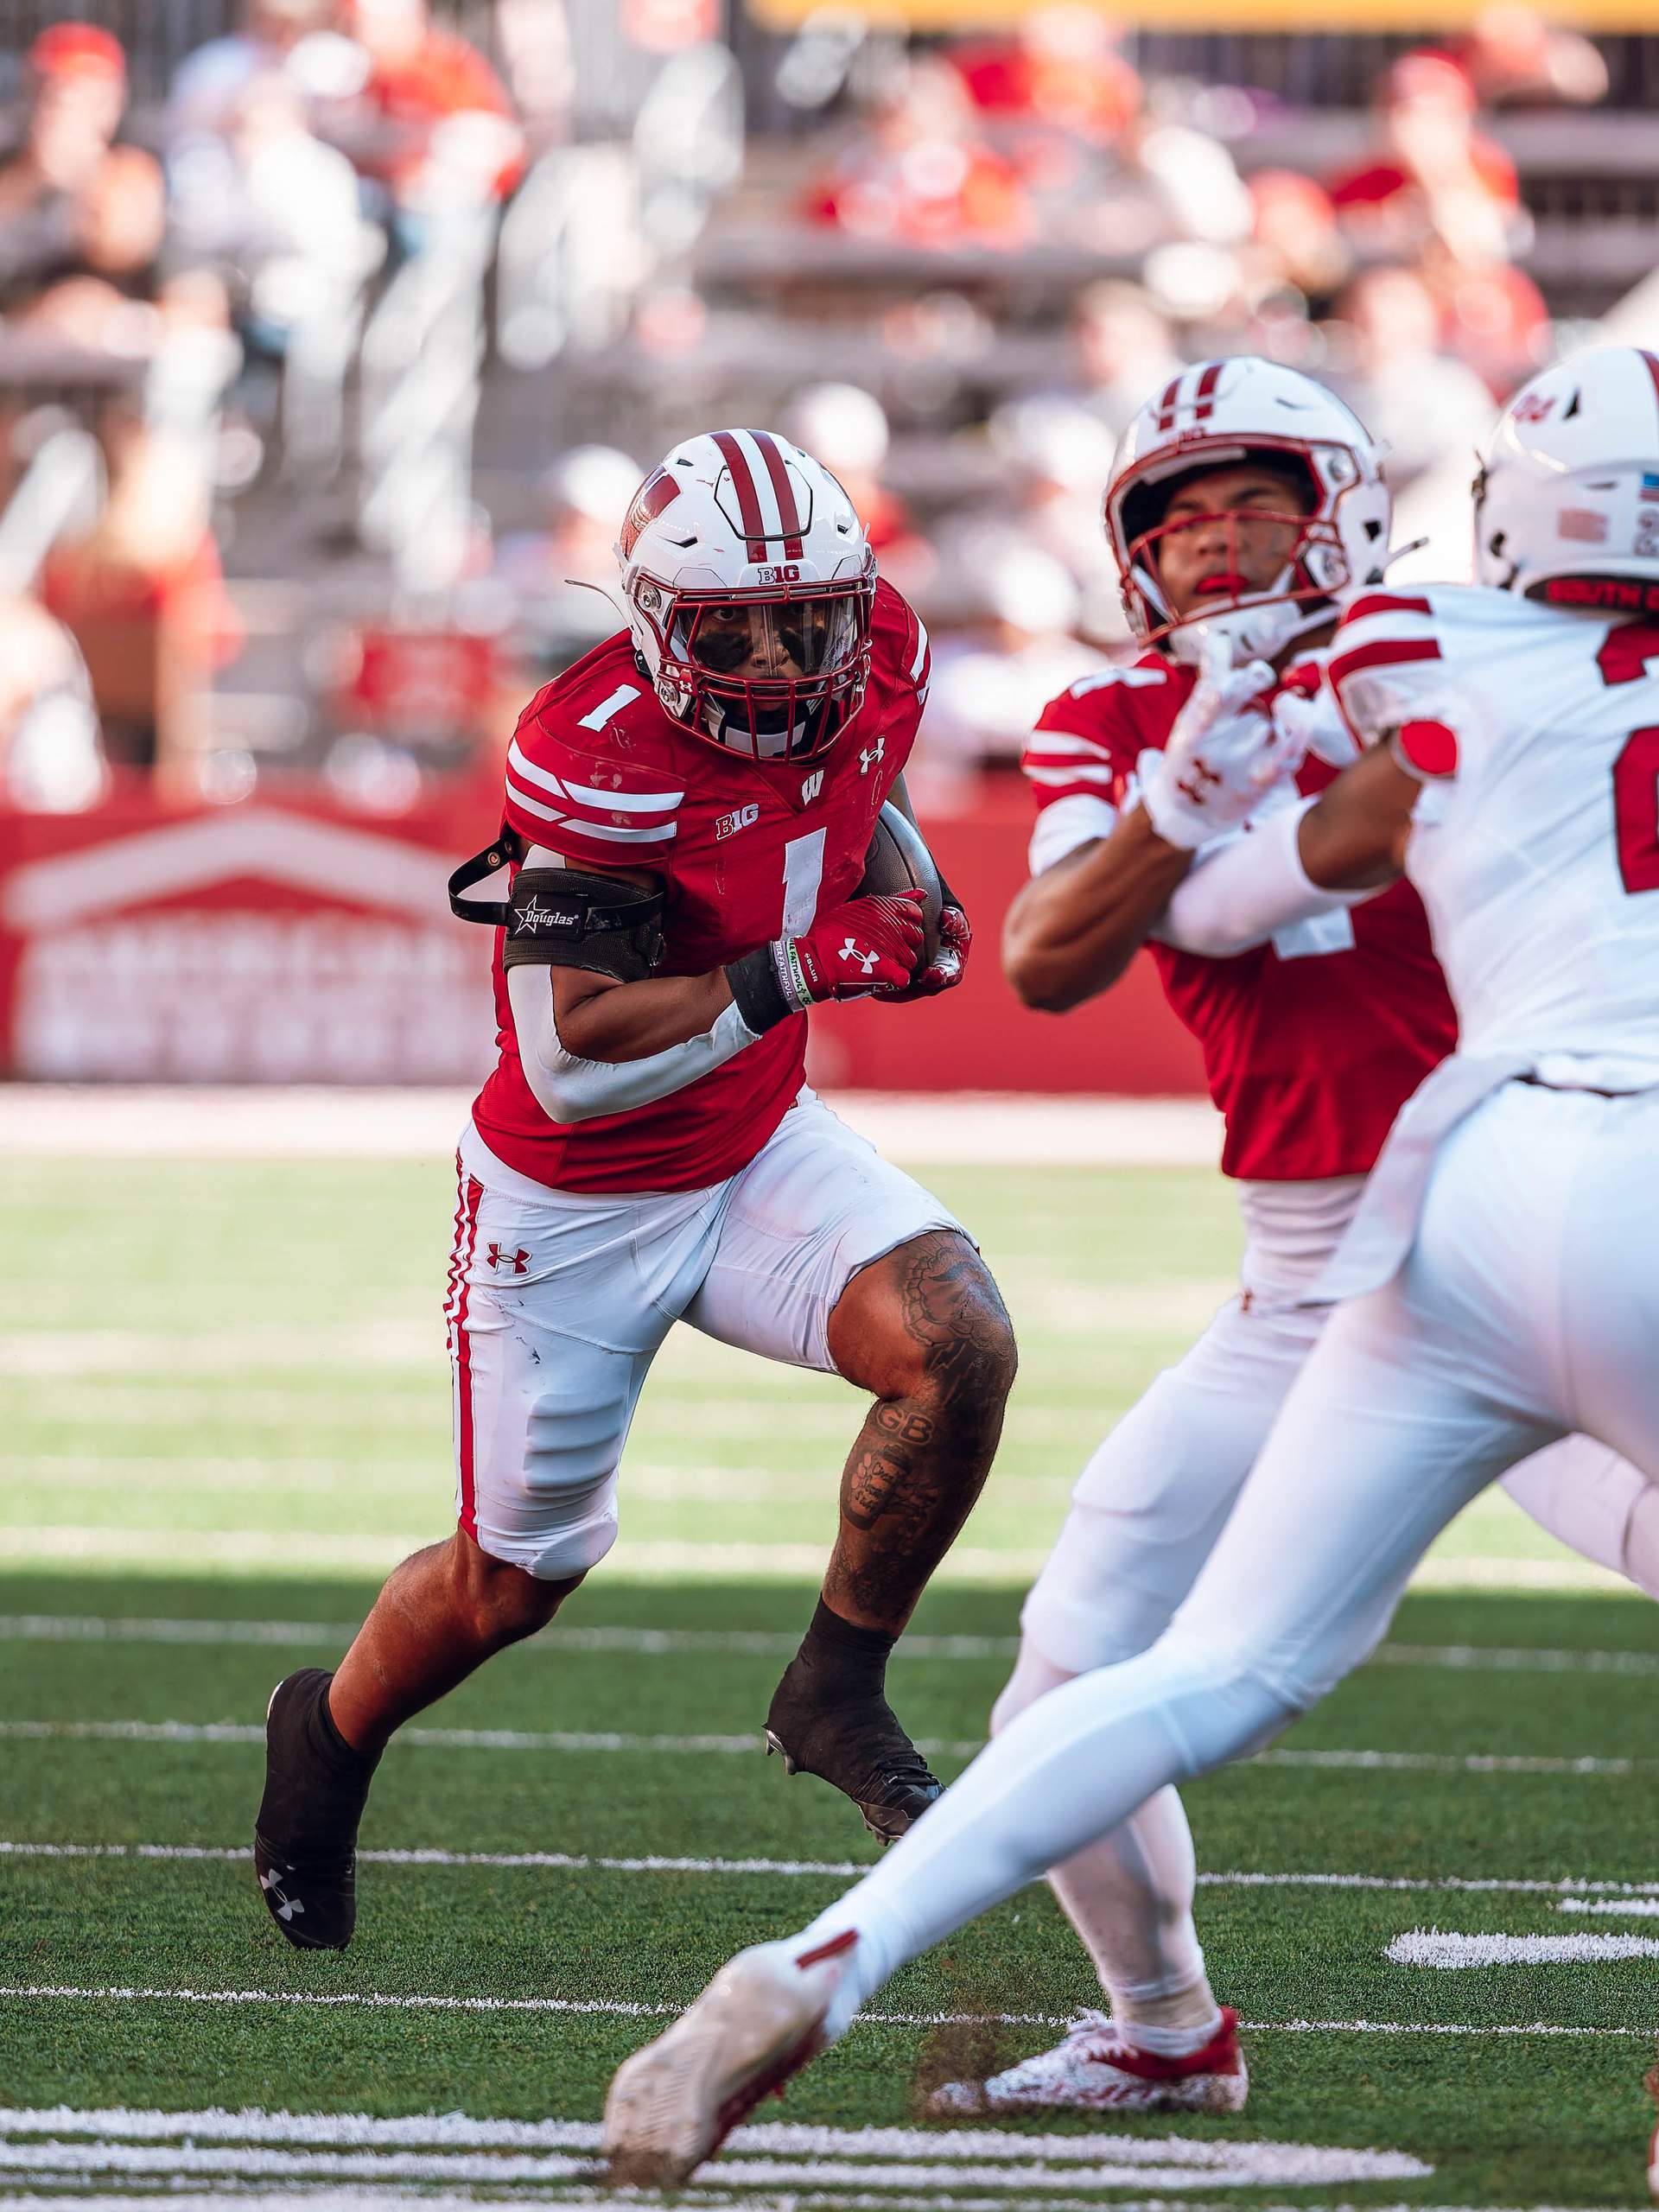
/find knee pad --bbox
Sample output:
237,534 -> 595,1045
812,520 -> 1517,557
989,1640 -> 1075,1738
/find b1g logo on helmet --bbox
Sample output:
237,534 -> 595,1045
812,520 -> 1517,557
754,564 -> 802,585
618,468 -> 681,559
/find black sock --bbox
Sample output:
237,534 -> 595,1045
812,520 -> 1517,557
791,1599 -> 898,1702
315,1675 -> 381,1777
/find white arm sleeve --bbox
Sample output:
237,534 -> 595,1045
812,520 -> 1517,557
1152,798 -> 1379,958
505,844 -> 766,1125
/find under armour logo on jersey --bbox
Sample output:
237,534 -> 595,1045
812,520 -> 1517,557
859,740 -> 885,776
486,1244 -> 530,1274
838,938 -> 881,976
259,1870 -> 305,1924
799,770 -> 824,804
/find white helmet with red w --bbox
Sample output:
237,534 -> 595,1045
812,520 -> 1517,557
1475,347 -> 1659,614
615,428 -> 876,762
1106,358 -> 1391,665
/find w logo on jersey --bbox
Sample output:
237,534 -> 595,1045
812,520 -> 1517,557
799,770 -> 824,804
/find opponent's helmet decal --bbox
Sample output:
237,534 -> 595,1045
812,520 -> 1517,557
1475,346 -> 1659,613
1105,359 -> 1392,668
615,428 -> 875,763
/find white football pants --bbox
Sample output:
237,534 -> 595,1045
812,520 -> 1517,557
793,1080 -> 1659,2037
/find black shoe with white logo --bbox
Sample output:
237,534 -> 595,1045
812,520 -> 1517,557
764,1669 -> 941,1847
253,1669 -> 380,1951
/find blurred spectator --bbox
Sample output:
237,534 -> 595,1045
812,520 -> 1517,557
1071,280 -> 1181,438
169,72 -> 380,359
782,383 -> 934,597
1328,50 -> 1523,270
985,397 -> 1121,634
924,538 -> 1109,772
493,443 -> 640,673
0,592 -> 105,810
804,58 -> 1033,250
493,0 -> 575,158
1420,238 -> 1551,397
1326,265 -> 1495,483
1247,170 -> 1351,315
40,405 -> 242,780
950,8 -> 1141,147
341,0 -> 526,234
167,1 -> 357,145
0,26 -> 166,334
1452,6 -> 1608,107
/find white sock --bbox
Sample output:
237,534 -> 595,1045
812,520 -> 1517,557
995,1643 -> 1221,2057
791,1643 -> 1290,2043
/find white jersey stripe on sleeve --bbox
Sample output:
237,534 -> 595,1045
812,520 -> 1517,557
1023,762 -> 1117,787
507,739 -> 682,814
1023,730 -> 1114,760
1028,792 -> 1117,875
908,617 -> 929,683
505,777 -> 678,844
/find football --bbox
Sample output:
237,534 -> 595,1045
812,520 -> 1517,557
859,802 -> 944,969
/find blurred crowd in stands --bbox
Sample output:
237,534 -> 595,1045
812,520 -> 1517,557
0,0 -> 1634,811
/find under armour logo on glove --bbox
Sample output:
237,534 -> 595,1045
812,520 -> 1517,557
1142,635 -> 1294,850
838,938 -> 882,976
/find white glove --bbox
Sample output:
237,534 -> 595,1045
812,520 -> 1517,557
1141,637 -> 1300,850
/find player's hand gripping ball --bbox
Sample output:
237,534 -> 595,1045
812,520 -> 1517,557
858,803 -> 971,999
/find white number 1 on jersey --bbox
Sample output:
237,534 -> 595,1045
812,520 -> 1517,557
781,830 -> 828,933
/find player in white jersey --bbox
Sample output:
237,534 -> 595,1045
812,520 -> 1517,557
600,344 -> 1659,2190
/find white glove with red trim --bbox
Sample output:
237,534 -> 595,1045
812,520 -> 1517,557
1141,637 -> 1299,850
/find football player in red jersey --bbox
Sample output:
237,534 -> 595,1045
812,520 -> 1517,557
252,429 -> 1011,1949
934,359 -> 1659,2117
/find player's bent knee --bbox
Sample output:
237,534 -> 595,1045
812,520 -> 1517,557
454,1537 -> 581,1643
988,1638 -> 1077,1737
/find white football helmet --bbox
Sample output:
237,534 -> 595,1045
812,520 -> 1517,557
1105,358 -> 1391,666
1475,346 -> 1659,613
615,429 -> 875,762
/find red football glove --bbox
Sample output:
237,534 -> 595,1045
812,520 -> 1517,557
784,889 -> 927,1005
873,901 -> 971,1001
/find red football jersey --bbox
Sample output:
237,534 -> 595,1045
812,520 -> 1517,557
1022,652 -> 1458,1181
472,578 -> 929,1193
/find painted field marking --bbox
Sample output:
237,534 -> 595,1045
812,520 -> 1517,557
6,1613 -> 1657,1681
1388,1929 -> 1659,1967
0,1987 -> 1644,2037
6,1840 -> 1659,1900
0,1716 -> 1645,1776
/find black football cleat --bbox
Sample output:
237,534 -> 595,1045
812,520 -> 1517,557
253,1669 -> 379,1951
764,1671 -> 941,1847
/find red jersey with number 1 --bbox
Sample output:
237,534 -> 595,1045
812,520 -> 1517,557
1022,642 -> 1457,1180
471,578 -> 929,1192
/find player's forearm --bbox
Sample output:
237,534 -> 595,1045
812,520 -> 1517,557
1294,743 -> 1420,892
553,970 -> 736,1064
513,967 -> 762,1126
1155,800 -> 1380,957
1003,808 -> 1192,1012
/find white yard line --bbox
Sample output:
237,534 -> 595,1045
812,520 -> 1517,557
0,1088 -> 1224,1167
0,1716 -> 1644,1774
6,1612 -> 1658,1680
0,1987 -> 1643,2039
7,1840 -> 1659,1900
1387,1929 -> 1659,1966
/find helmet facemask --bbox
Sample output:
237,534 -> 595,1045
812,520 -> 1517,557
1110,442 -> 1378,667
630,570 -> 874,763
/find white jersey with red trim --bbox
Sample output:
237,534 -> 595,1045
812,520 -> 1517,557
471,576 -> 928,1194
1329,583 -> 1659,1073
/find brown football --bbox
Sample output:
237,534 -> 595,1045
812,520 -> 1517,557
859,802 -> 943,969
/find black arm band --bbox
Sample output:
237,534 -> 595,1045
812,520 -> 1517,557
448,830 -> 665,982
725,944 -> 797,1033
501,868 -> 666,980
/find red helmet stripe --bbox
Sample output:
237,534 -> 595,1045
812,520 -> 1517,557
1192,361 -> 1223,422
712,429 -> 767,563
749,431 -> 805,559
1154,375 -> 1183,432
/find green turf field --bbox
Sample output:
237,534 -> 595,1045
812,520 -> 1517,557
1,1154 -> 1655,2208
